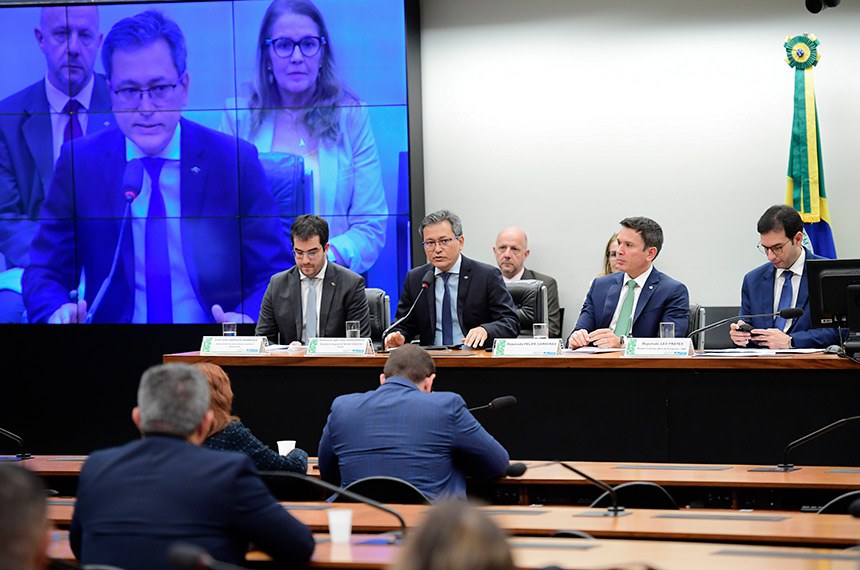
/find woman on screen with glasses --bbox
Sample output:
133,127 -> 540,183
221,0 -> 387,275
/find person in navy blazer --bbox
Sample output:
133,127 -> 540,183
0,6 -> 113,323
70,363 -> 315,570
384,210 -> 519,349
21,10 -> 289,324
569,216 -> 689,348
318,344 -> 510,500
729,204 -> 840,349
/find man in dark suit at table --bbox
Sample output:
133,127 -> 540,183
21,9 -> 289,324
318,343 -> 510,500
384,209 -> 519,349
70,363 -> 314,570
728,204 -> 840,349
568,216 -> 689,349
256,214 -> 370,345
0,5 -> 113,323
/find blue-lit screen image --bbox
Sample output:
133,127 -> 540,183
0,0 -> 410,324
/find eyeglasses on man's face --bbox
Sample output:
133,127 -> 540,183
266,35 -> 326,59
757,239 -> 791,255
422,237 -> 459,250
294,247 -> 323,260
112,83 -> 180,107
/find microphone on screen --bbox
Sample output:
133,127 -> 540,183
85,159 -> 144,324
748,415 -> 860,473
168,542 -> 250,570
381,270 -> 435,343
468,396 -> 517,413
686,307 -> 804,339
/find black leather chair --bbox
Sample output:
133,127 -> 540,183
688,303 -> 705,349
817,490 -> 860,514
701,305 -> 741,349
365,287 -> 390,346
506,279 -> 548,337
334,475 -> 432,505
589,481 -> 680,510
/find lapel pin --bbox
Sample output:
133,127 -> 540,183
191,166 -> 201,174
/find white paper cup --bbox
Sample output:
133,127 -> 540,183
327,508 -> 353,543
277,440 -> 296,455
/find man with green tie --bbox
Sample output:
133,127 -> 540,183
567,216 -> 689,349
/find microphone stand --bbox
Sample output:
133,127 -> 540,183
0,427 -> 32,460
259,470 -> 408,541
749,415 -> 860,472
556,462 -> 629,517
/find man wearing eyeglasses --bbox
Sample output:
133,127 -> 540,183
385,209 -> 519,349
256,214 -> 370,345
729,204 -> 839,349
22,10 -> 289,324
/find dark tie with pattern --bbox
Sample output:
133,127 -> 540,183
441,272 -> 453,345
62,99 -> 83,144
774,270 -> 794,331
141,157 -> 171,323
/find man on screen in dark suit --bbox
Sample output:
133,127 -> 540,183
384,209 -> 519,349
318,343 -> 510,500
0,6 -> 113,323
256,214 -> 371,345
22,10 -> 289,324
568,216 -> 689,348
70,363 -> 315,570
728,204 -> 840,349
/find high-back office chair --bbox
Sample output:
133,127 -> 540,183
589,481 -> 680,510
335,475 -> 432,505
688,303 -> 705,350
702,306 -> 741,349
816,490 -> 860,514
506,279 -> 548,337
365,288 -> 391,347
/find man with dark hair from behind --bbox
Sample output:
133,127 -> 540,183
70,362 -> 314,570
318,343 -> 510,500
256,213 -> 371,345
728,204 -> 840,349
0,464 -> 51,570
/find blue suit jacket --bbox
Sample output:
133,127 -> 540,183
318,377 -> 510,500
22,119 -> 290,323
0,76 -> 113,268
69,435 -> 314,570
390,255 -> 519,345
572,267 -> 690,338
740,249 -> 840,348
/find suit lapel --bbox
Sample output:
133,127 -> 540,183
633,269 -> 660,322
178,120 -> 206,218
456,256 -> 472,325
21,88 -> 54,197
602,273 -> 623,328
288,267 -> 303,338
319,264 -> 337,333
425,265 -> 436,332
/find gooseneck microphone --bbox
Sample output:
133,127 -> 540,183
687,307 -> 804,339
258,470 -> 408,541
555,461 -> 629,517
0,426 -> 31,460
468,396 -> 517,413
85,159 -> 144,324
168,542 -> 250,570
749,415 -> 860,473
381,270 -> 435,343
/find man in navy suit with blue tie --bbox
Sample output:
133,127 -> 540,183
728,204 -> 839,349
568,216 -> 689,349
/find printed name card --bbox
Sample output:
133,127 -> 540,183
623,337 -> 694,357
200,336 -> 267,356
492,338 -> 562,357
306,337 -> 375,356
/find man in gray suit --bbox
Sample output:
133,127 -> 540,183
256,214 -> 371,345
0,5 -> 113,322
493,226 -> 562,338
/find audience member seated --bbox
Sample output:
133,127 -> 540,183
0,464 -> 51,570
600,232 -> 621,276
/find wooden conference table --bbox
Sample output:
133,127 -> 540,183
48,532 -> 860,570
46,498 -> 860,547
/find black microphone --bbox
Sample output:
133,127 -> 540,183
749,415 -> 860,473
0,426 -> 32,460
85,159 -> 143,324
505,462 -> 527,477
525,461 -> 629,516
468,396 -> 517,413
687,307 -> 804,339
258,470 -> 408,541
849,497 -> 860,518
381,270 -> 434,343
168,542 -> 250,570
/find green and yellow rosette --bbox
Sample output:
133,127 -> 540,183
784,33 -> 820,69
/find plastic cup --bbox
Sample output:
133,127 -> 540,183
345,321 -> 361,338
659,322 -> 675,339
327,508 -> 353,543
533,323 -> 548,339
222,322 -> 237,336
277,440 -> 296,455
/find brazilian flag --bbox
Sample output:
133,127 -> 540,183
784,34 -> 837,259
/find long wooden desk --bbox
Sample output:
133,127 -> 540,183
47,532 -> 860,570
47,499 -> 860,547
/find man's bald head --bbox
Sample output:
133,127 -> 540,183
493,226 -> 530,279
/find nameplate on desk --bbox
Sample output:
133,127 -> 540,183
306,338 -> 374,356
623,337 -> 693,357
492,339 -> 562,357
200,336 -> 267,355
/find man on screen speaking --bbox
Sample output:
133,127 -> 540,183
22,10 -> 289,324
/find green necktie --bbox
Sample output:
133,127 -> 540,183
614,279 -> 638,337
